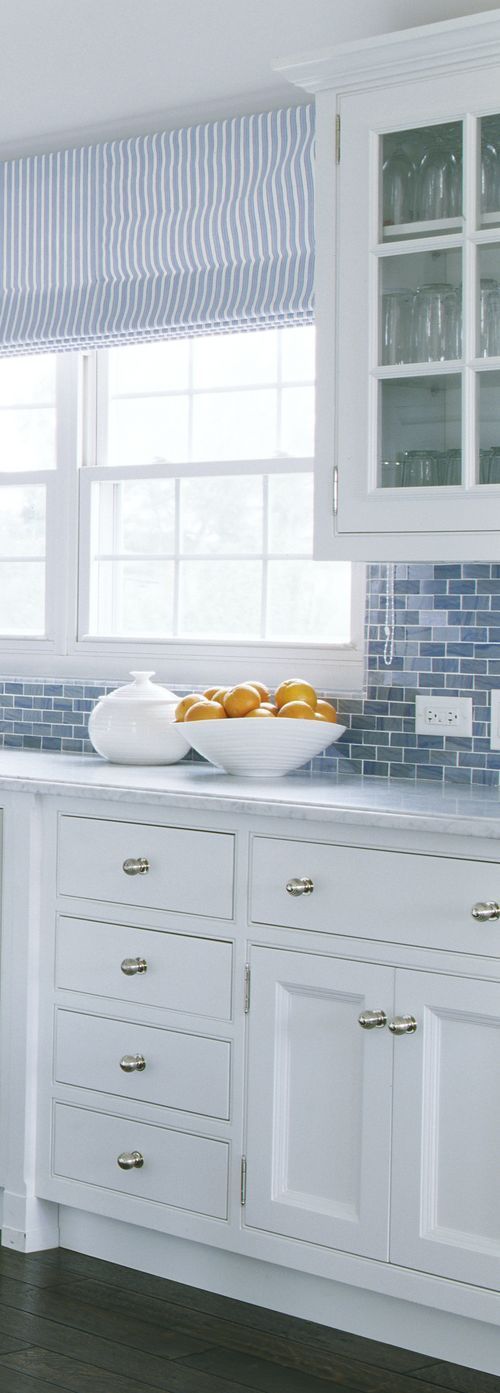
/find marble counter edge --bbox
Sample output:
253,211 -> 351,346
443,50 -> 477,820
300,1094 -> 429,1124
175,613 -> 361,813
0,758 -> 499,840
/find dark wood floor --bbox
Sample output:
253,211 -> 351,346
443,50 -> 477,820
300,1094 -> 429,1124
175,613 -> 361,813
0,1244 -> 496,1392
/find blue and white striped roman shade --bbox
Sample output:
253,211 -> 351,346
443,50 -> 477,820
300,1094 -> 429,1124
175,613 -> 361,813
0,105 -> 314,354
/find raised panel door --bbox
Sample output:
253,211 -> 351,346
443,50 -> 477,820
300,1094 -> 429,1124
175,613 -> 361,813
390,968 -> 500,1288
244,947 -> 394,1259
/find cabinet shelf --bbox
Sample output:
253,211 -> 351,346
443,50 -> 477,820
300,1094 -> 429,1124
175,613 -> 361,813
383,216 -> 463,239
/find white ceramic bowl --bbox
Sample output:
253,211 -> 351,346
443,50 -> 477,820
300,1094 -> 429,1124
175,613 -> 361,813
182,717 -> 346,778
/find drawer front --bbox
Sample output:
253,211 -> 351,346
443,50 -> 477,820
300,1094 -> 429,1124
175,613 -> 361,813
52,1102 -> 229,1219
250,836 -> 500,955
56,916 -> 233,1021
58,815 -> 234,919
55,1010 -> 231,1119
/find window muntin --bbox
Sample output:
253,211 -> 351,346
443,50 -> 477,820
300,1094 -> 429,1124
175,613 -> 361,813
0,330 -> 362,685
85,326 -> 351,649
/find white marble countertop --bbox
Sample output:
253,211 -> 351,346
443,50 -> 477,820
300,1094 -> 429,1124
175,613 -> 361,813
0,749 -> 498,839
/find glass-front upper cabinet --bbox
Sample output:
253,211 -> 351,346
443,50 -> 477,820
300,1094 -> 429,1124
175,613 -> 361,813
281,12 -> 500,559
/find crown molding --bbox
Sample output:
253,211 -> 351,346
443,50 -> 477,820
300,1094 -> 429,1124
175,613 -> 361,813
274,9 -> 500,94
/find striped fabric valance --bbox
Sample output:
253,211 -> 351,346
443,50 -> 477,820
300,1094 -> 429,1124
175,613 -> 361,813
0,104 -> 314,354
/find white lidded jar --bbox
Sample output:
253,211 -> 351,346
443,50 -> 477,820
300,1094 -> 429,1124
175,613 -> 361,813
88,671 -> 189,764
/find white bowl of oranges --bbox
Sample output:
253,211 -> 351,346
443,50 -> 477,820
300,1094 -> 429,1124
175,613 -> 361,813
175,680 -> 346,778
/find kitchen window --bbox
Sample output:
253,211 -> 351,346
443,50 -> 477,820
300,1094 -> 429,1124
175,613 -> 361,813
0,327 -> 364,686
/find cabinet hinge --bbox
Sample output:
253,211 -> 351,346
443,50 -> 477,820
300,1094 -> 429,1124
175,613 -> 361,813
240,1155 -> 247,1206
244,963 -> 251,1013
335,113 -> 341,164
333,465 -> 339,517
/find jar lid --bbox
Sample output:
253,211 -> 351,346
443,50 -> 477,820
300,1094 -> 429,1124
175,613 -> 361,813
102,671 -> 177,703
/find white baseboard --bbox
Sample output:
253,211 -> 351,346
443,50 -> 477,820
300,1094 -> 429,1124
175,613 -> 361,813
1,1190 -> 59,1253
59,1207 -> 500,1377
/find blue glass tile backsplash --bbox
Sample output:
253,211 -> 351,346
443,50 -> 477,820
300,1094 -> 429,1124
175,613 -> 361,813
1,562 -> 500,785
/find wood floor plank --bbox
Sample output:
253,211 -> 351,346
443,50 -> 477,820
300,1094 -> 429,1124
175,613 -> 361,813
0,1368 -> 69,1393
0,1345 -> 263,1393
0,1301 -> 209,1390
415,1363 -> 500,1392
0,1347 -> 174,1393
24,1249 -> 437,1376
180,1346 -> 493,1393
0,1275 -> 214,1363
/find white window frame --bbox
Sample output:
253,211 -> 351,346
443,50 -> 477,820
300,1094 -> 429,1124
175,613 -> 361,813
0,347 -> 365,689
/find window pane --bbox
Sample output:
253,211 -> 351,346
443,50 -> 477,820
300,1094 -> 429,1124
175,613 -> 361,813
281,326 -> 315,382
0,407 -> 56,472
0,561 -> 45,634
280,386 -> 314,457
268,474 -> 313,554
109,340 -> 189,395
0,486 -> 45,556
91,480 -> 176,554
90,560 -> 174,636
180,476 -> 263,555
0,354 -> 56,406
179,560 -> 261,638
192,330 -> 278,389
192,389 -> 277,461
266,561 -> 351,643
108,397 -> 189,466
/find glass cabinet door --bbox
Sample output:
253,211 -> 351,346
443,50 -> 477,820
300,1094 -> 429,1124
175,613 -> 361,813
333,68 -> 500,545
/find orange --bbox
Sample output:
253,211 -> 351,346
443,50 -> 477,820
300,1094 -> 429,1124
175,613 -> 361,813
277,700 -> 316,720
245,706 -> 275,717
185,700 -> 226,721
261,702 -> 278,713
246,681 -> 270,702
316,699 -> 337,723
212,687 -> 228,706
275,679 -> 317,711
175,693 -> 207,721
203,686 -> 220,700
224,684 -> 261,718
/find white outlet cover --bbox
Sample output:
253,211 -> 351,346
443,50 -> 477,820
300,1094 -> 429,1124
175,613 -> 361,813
490,691 -> 500,750
415,694 -> 472,737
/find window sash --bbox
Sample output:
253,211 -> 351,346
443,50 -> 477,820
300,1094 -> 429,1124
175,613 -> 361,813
0,346 -> 365,689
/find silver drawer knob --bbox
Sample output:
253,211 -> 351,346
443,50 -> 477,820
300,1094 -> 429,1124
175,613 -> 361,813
388,1015 -> 417,1035
286,877 -> 314,897
471,901 -> 500,922
119,1054 -> 146,1073
117,1151 -> 144,1170
358,1009 -> 387,1029
123,857 -> 149,876
120,957 -> 148,976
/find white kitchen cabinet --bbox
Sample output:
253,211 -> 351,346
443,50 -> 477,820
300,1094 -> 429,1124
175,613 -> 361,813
244,946 -> 394,1259
0,780 -> 492,1368
390,968 -> 500,1290
279,11 -> 500,559
244,947 -> 500,1291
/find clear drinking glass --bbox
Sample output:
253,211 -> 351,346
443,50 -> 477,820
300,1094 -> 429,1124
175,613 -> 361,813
415,138 -> 461,222
411,283 -> 460,362
403,450 -> 440,487
441,449 -> 461,485
482,287 -> 500,358
382,146 -> 414,228
381,288 -> 413,364
380,457 -> 405,488
488,447 -> 500,483
481,138 -> 500,217
479,278 -> 499,355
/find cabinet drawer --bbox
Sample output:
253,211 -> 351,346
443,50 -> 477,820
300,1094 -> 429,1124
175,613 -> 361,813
250,836 -> 500,955
58,815 -> 234,919
56,916 -> 233,1021
55,1010 -> 231,1120
52,1102 -> 229,1219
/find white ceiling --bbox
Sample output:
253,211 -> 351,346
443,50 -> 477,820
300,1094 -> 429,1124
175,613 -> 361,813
1,0 -> 499,156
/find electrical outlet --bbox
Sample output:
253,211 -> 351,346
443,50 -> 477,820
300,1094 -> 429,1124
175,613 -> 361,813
490,691 -> 500,750
415,694 -> 472,737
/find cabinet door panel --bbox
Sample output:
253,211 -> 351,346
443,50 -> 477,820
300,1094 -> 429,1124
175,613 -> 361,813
245,947 -> 394,1259
391,969 -> 500,1287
